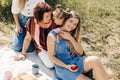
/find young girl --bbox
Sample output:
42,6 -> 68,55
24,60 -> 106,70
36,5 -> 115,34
11,0 -> 45,52
53,4 -> 66,26
47,11 -> 109,80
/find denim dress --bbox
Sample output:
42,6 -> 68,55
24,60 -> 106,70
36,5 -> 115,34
49,29 -> 87,80
13,14 -> 34,52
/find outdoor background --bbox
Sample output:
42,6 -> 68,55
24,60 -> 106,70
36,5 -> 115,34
0,0 -> 120,80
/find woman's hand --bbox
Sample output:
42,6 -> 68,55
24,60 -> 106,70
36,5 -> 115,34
15,25 -> 23,35
13,54 -> 26,61
59,31 -> 72,40
66,64 -> 79,72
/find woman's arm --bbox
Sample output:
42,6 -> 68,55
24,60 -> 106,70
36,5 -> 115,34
47,36 -> 67,68
13,14 -> 20,27
60,31 -> 84,55
14,31 -> 32,61
69,36 -> 84,55
12,0 -> 22,34
13,14 -> 23,34
22,31 -> 32,55
47,35 -> 79,72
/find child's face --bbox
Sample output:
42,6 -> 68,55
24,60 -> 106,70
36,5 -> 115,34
53,16 -> 64,25
53,9 -> 64,25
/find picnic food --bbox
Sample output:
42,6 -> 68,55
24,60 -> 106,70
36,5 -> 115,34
16,72 -> 37,80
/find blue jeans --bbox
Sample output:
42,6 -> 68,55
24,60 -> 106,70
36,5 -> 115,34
13,14 -> 34,52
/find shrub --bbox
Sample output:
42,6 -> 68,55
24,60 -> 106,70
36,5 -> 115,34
0,0 -> 13,22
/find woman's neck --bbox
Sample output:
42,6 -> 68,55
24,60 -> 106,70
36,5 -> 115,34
59,26 -> 65,31
59,26 -> 70,33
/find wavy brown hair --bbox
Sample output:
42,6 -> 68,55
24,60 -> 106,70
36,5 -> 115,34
33,2 -> 53,22
68,11 -> 81,56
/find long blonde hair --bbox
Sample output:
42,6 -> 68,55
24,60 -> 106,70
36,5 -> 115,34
18,0 -> 26,10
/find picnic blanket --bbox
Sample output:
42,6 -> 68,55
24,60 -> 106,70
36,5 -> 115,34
0,46 -> 55,80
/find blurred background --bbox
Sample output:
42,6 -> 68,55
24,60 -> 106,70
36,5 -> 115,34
0,0 -> 120,79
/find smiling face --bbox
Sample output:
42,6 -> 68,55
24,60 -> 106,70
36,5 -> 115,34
53,16 -> 64,25
42,11 -> 52,24
63,17 -> 79,32
53,8 -> 65,25
37,11 -> 52,28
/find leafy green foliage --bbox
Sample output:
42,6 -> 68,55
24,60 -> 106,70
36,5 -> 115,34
0,0 -> 13,21
46,0 -> 120,23
1,0 -> 120,22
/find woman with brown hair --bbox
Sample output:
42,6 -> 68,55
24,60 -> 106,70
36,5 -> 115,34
47,11 -> 109,80
13,2 -> 56,68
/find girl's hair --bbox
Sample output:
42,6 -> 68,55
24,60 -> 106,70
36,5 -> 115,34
33,2 -> 53,22
18,0 -> 26,10
54,4 -> 66,19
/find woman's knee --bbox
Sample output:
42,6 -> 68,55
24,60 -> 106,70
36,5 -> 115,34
92,56 -> 100,62
88,56 -> 101,67
13,45 -> 22,52
85,56 -> 101,67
